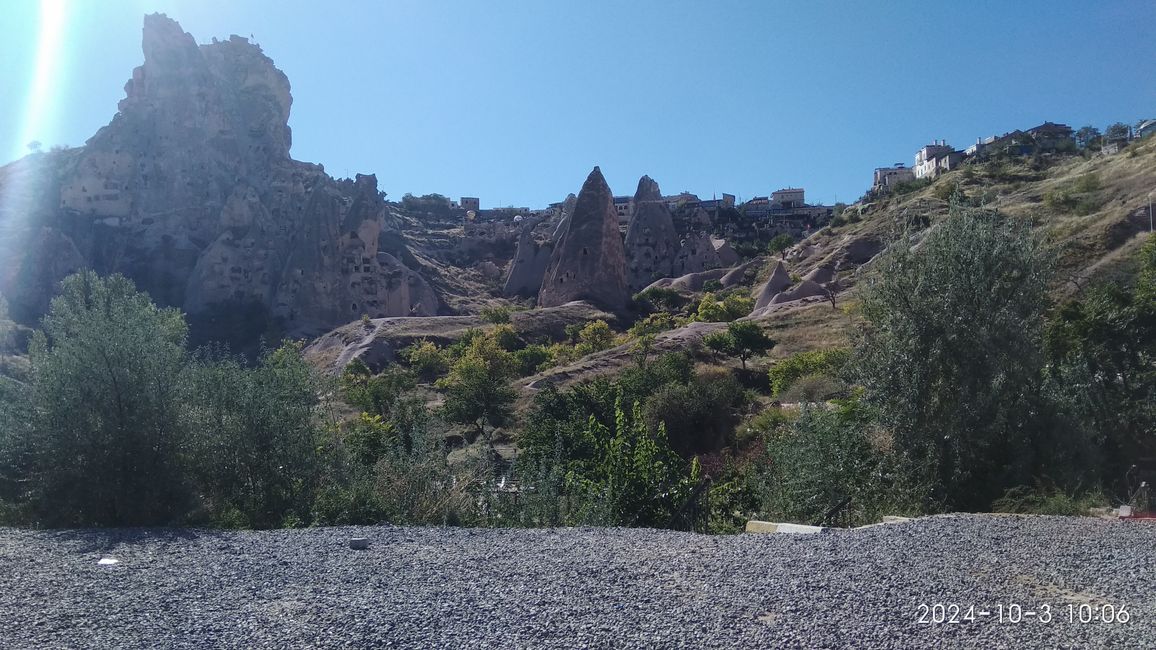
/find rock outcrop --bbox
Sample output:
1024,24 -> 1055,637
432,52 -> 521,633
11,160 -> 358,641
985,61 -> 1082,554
803,263 -> 835,285
720,257 -> 763,288
753,261 -> 792,310
623,176 -> 679,291
0,14 -> 438,335
503,219 -> 552,297
538,167 -> 629,310
711,238 -> 740,266
769,279 -> 828,305
643,267 -> 730,293
671,232 -> 723,277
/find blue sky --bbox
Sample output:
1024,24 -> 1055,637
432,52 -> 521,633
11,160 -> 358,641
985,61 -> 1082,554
2,1 -> 1154,208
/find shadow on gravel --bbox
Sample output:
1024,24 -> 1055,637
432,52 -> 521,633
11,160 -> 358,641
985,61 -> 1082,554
46,528 -> 219,554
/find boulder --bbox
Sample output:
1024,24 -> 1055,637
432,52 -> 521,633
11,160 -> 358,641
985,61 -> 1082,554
538,167 -> 629,310
623,175 -> 680,291
643,267 -> 730,292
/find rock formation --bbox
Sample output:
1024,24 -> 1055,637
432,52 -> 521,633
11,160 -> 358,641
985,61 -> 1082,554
644,268 -> 730,293
671,232 -> 724,277
0,14 -> 438,335
753,261 -> 792,310
711,238 -> 740,266
769,279 -> 828,305
803,263 -> 835,285
623,176 -> 679,291
720,257 -> 763,288
503,219 -> 552,297
538,167 -> 629,310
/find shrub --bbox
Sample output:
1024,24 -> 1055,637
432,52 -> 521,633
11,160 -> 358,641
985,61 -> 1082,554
185,342 -> 323,529
702,279 -> 722,292
759,399 -> 914,527
704,321 -> 774,370
695,292 -> 753,322
575,320 -> 615,355
768,348 -> 850,397
403,339 -> 449,380
991,485 -> 1108,516
513,344 -> 553,376
480,305 -> 512,324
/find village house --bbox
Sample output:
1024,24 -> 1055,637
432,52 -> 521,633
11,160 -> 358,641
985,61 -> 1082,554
914,141 -> 963,179
460,197 -> 480,212
613,195 -> 633,224
872,164 -> 915,192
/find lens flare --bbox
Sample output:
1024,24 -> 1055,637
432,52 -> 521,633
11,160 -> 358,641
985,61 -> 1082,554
14,0 -> 68,161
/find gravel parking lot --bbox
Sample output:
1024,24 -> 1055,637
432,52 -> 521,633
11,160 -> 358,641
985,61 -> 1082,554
1,514 -> 1152,648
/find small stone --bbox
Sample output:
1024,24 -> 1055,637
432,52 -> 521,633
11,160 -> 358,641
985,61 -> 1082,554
348,538 -> 369,550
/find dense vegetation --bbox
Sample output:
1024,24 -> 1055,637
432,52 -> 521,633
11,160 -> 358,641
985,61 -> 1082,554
0,202 -> 1153,529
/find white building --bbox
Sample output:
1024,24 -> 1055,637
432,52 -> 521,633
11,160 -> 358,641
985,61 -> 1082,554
872,164 -> 915,192
914,141 -> 962,179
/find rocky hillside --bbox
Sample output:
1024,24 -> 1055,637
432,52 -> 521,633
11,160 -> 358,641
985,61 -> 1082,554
0,14 -> 438,340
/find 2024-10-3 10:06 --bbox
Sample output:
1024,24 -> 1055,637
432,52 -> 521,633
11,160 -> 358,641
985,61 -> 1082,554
916,602 -> 1131,624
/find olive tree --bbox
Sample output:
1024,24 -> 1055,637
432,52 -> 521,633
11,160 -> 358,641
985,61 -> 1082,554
24,271 -> 191,525
852,205 -> 1053,510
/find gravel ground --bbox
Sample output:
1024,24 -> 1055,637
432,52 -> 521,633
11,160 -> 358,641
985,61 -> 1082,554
0,514 -> 1153,649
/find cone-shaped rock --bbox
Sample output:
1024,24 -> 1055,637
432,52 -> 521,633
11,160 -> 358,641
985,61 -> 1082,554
538,167 -> 629,309
753,261 -> 792,310
503,220 -> 552,297
624,175 -> 680,291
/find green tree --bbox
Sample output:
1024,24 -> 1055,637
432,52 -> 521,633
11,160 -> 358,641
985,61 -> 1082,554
703,320 -> 774,370
438,335 -> 517,441
1105,122 -> 1131,141
1074,125 -> 1101,149
853,205 -> 1053,510
575,319 -> 615,355
23,271 -> 191,525
185,342 -> 322,528
768,233 -> 795,259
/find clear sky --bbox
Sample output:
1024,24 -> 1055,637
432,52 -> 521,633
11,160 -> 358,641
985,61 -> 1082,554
2,1 -> 1154,208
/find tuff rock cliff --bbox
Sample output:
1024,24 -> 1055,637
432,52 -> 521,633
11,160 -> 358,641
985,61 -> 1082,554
0,14 -> 437,335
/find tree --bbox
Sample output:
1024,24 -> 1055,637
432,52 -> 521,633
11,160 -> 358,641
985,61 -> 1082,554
853,205 -> 1052,510
703,320 -> 774,370
23,271 -> 191,525
768,233 -> 795,259
438,335 -> 517,441
1105,122 -> 1131,141
575,319 -> 615,355
1075,125 -> 1101,149
185,342 -> 322,528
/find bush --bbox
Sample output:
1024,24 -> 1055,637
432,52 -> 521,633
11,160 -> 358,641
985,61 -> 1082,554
759,400 -> 914,527
695,292 -> 753,322
702,279 -> 722,292
768,348 -> 850,397
991,485 -> 1108,516
438,334 -> 517,441
704,321 -> 775,370
403,340 -> 449,380
184,342 -> 323,529
480,305 -> 512,324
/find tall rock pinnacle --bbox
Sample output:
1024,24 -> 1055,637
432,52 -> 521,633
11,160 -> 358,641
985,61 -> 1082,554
623,175 -> 679,291
538,167 -> 629,309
